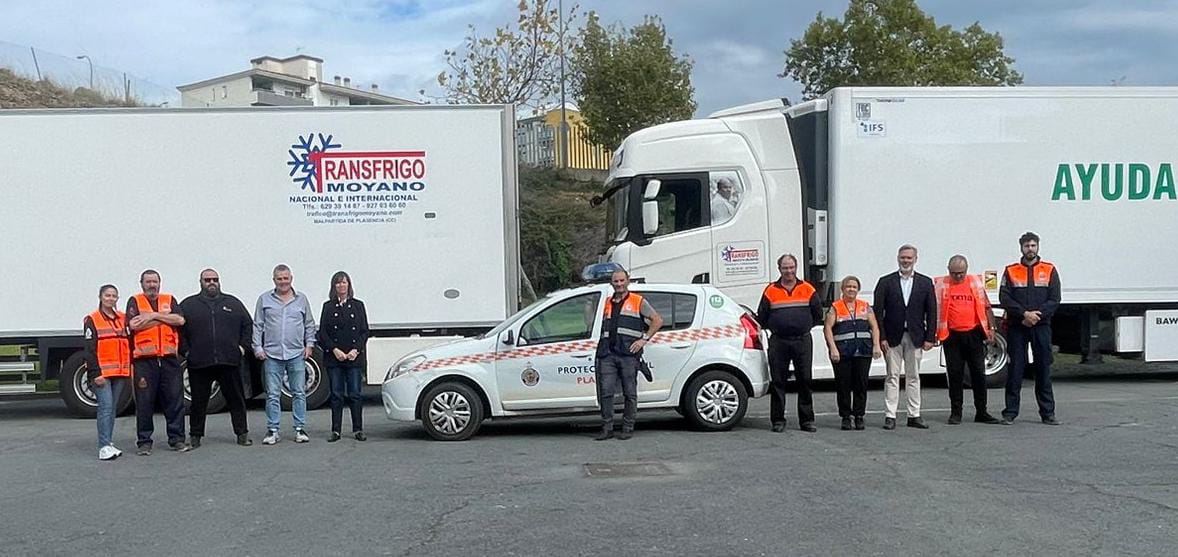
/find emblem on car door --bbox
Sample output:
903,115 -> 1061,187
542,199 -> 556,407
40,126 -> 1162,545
521,363 -> 540,387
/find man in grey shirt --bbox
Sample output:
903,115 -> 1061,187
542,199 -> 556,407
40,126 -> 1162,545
253,264 -> 317,445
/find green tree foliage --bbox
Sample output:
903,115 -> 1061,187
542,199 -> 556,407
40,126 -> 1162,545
518,166 -> 605,294
572,14 -> 696,150
782,0 -> 1023,99
433,0 -> 577,108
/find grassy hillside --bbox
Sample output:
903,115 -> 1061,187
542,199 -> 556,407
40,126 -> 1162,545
0,68 -> 139,108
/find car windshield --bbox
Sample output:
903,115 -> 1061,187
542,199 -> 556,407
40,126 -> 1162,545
479,296 -> 552,339
603,178 -> 631,244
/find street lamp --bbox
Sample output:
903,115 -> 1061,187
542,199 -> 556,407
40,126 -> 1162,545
75,55 -> 93,90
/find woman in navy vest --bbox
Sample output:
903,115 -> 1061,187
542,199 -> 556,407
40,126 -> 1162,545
823,276 -> 883,430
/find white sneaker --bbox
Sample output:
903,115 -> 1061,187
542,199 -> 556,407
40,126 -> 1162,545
98,445 -> 119,461
262,430 -> 280,445
294,429 -> 310,443
109,444 -> 123,457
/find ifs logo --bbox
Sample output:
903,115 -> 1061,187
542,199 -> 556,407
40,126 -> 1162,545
286,133 -> 427,195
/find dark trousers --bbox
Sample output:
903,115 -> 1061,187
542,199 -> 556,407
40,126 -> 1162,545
833,356 -> 870,418
768,334 -> 814,426
328,362 -> 365,433
596,354 -> 638,431
1004,324 -> 1056,419
188,364 -> 249,437
943,328 -> 989,417
133,357 -> 186,447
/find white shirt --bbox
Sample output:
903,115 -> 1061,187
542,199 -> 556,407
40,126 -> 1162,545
710,195 -> 737,223
899,271 -> 914,306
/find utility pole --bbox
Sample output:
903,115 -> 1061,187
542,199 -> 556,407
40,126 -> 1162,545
558,0 -> 569,170
75,55 -> 93,90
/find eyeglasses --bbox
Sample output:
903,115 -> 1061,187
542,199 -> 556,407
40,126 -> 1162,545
202,277 -> 220,283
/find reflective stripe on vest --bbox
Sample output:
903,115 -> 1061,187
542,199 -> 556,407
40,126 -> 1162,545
934,274 -> 991,342
831,298 -> 873,354
132,293 -> 180,359
761,280 -> 816,310
600,293 -> 649,349
1004,261 -> 1055,288
88,309 -> 132,378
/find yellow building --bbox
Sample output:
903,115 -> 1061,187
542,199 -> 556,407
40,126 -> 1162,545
516,105 -> 611,170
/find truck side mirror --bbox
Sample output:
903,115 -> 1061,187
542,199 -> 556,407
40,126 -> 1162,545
643,179 -> 661,200
642,200 -> 659,235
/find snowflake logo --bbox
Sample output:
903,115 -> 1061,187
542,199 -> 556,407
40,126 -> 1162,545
287,133 -> 342,191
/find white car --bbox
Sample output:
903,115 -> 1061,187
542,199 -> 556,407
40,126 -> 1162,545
382,283 -> 769,440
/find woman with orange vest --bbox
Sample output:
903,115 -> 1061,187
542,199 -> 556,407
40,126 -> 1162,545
823,276 -> 882,431
84,284 -> 132,461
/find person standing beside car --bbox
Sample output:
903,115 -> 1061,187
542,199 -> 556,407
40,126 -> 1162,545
872,244 -> 937,430
179,268 -> 254,448
85,284 -> 132,461
757,254 -> 823,433
253,264 -> 317,445
127,269 -> 189,455
823,276 -> 882,431
318,271 -> 370,443
594,269 -> 663,441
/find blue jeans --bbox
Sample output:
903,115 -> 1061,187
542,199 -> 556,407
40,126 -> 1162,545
95,377 -> 126,450
264,357 -> 306,431
327,362 -> 364,433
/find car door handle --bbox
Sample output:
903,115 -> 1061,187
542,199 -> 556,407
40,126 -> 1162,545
571,353 -> 593,359
669,343 -> 692,349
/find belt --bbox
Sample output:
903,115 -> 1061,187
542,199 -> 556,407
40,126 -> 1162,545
770,333 -> 810,341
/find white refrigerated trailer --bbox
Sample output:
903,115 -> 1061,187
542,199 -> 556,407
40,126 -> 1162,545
0,104 -> 520,416
595,87 -> 1178,383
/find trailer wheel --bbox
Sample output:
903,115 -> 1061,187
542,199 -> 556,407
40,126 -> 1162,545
965,332 -> 1010,389
420,381 -> 484,441
60,351 -> 132,419
279,348 -> 329,410
681,370 -> 748,431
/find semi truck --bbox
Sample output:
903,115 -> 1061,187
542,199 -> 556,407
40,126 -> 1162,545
594,87 -> 1178,384
0,104 -> 520,417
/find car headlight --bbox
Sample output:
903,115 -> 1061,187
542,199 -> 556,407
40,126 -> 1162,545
385,354 -> 426,382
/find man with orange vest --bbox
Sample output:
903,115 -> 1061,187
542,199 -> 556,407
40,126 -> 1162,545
126,269 -> 189,455
84,284 -> 132,461
1000,231 -> 1061,426
757,254 -> 823,433
594,269 -> 663,441
934,256 -> 1002,425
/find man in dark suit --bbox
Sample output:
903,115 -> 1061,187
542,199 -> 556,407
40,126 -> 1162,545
872,245 -> 937,430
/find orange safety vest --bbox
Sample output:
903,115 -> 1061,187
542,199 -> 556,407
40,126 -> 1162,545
131,293 -> 180,359
1003,260 -> 1056,288
933,274 -> 991,342
761,280 -> 817,309
87,309 -> 132,378
830,298 -> 873,356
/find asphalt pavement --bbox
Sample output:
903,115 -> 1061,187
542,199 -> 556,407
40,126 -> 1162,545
1,357 -> 1177,556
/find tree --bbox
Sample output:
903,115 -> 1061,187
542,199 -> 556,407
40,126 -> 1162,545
432,0 -> 577,108
572,14 -> 696,150
781,0 -> 1023,99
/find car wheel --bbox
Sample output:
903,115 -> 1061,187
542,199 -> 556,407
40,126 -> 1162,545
682,370 -> 748,431
420,381 -> 484,441
60,351 -> 132,418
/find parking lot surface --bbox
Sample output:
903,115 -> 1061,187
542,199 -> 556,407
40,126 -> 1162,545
2,358 -> 1177,556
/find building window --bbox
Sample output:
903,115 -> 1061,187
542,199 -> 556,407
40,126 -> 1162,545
221,85 -> 227,99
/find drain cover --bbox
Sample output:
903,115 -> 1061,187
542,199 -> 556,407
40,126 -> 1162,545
584,462 -> 674,478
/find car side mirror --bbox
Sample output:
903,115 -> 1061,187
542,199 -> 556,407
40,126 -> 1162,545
642,200 -> 659,235
501,330 -> 514,345
643,179 -> 661,200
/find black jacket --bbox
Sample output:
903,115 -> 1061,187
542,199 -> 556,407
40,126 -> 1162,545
872,271 -> 937,346
179,293 -> 252,370
1000,258 -> 1061,328
318,298 -> 370,357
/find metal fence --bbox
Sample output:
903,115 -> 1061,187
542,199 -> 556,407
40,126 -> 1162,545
0,40 -> 178,106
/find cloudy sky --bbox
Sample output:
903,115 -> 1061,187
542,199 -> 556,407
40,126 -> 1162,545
1,0 -> 1175,115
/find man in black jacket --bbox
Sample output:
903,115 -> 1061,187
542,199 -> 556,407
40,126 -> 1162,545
872,245 -> 937,430
180,268 -> 254,447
